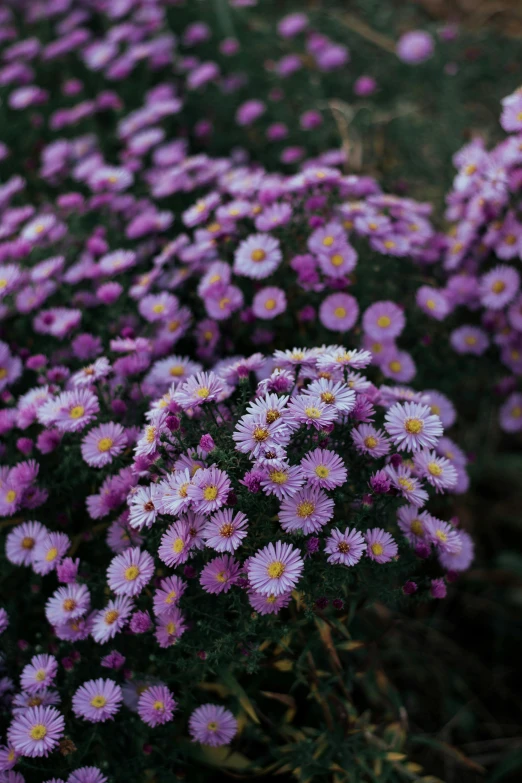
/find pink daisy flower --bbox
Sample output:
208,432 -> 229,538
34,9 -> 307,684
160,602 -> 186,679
287,395 -> 338,429
362,301 -> 405,340
423,516 -> 462,554
450,326 -> 489,355
479,265 -> 520,310
20,655 -> 58,694
279,486 -> 334,534
137,684 -> 176,727
6,520 -> 48,566
8,706 -> 64,757
380,350 -> 416,383
158,521 -> 192,567
248,590 -> 293,615
45,583 -> 91,627
159,470 -> 194,517
351,424 -> 390,458
91,596 -> 134,644
233,233 -> 282,279
128,484 -> 161,530
200,555 -> 240,594
365,529 -> 398,563
153,575 -> 187,617
68,767 -> 108,783
260,464 -> 304,499
203,509 -> 249,552
413,449 -> 458,492
319,293 -> 359,332
155,608 -> 187,648
397,505 -> 431,544
422,390 -> 456,428
98,250 -> 136,275
384,401 -> 443,451
174,371 -> 226,409
54,389 -> 100,433
252,286 -> 287,319
189,704 -> 238,747
186,467 -> 231,513
106,548 -> 155,597
71,357 -> 111,387
385,464 -> 429,507
299,449 -> 347,489
325,528 -> 367,566
233,413 -> 290,457
438,530 -> 474,572
248,541 -> 304,595
81,422 -> 126,468
316,242 -> 357,278
32,532 -> 71,576
316,347 -> 372,372
72,679 -> 123,723
302,379 -> 356,413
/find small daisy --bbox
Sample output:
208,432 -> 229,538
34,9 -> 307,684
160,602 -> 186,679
106,548 -> 155,597
81,422 -> 126,468
248,541 -> 304,596
68,767 -> 108,783
203,509 -> 249,552
233,413 -> 290,458
385,464 -> 429,507
138,684 -> 176,727
152,576 -> 187,617
174,371 -> 226,409
287,395 -> 338,429
200,555 -> 240,594
8,705 -> 64,758
54,389 -> 100,433
91,596 -> 134,644
319,293 -> 359,332
325,528 -> 367,566
32,532 -> 71,576
20,655 -> 58,694
303,378 -> 356,413
422,390 -> 456,428
159,470 -> 193,516
260,464 -> 304,499
158,521 -> 192,567
352,424 -> 390,458
234,233 -> 282,279
128,484 -> 161,530
71,357 -> 111,387
248,590 -> 293,615
189,704 -> 238,747
299,449 -> 347,489
155,609 -> 187,648
6,521 -> 48,567
423,517 -> 462,554
365,529 -> 398,563
413,449 -> 458,492
362,301 -> 405,340
479,265 -> 520,310
397,505 -> 431,544
45,583 -> 91,627
186,467 -> 231,513
72,679 -> 123,723
252,286 -> 287,319
279,486 -> 334,534
384,401 -> 443,452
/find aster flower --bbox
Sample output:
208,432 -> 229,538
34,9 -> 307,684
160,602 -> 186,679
54,388 -> 100,433
416,286 -> 451,321
233,234 -> 282,279
45,583 -> 91,627
233,413 -> 290,458
159,470 -> 194,516
248,541 -> 304,595
153,576 -> 187,617
128,484 -> 161,530
325,528 -> 367,566
299,449 -> 347,489
72,679 -> 122,723
438,530 -> 474,571
200,555 -> 241,594
20,656 -> 58,694
258,463 -> 302,499
450,326 -> 489,355
155,608 -> 187,648
479,265 -> 520,310
362,301 -> 405,340
71,357 -> 111,387
137,684 -> 176,727
385,464 -> 429,507
413,449 -> 458,491
365,529 -> 398,563
32,532 -> 71,576
174,371 -> 226,409
287,395 -> 338,429
6,520 -> 47,567
384,401 -> 443,451
422,390 -> 456,428
252,286 -> 287,319
319,293 -> 359,332
8,706 -> 64,757
106,548 -> 155,597
248,590 -> 293,615
186,467 -> 231,513
397,505 -> 431,544
499,392 -> 522,433
279,486 -> 334,534
91,596 -> 134,644
423,516 -> 462,554
68,768 -> 108,783
203,509 -> 249,552
189,704 -> 238,747
316,347 -> 372,372
303,378 -> 356,414
81,422 -> 126,468
158,521 -> 192,567
352,424 -> 391,458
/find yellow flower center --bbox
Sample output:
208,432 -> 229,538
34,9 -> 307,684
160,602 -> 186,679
215,571 -> 227,583
203,485 -> 218,501
464,164 -> 477,175
207,721 -> 219,731
91,695 -> 107,709
105,609 -> 120,625
371,543 -> 384,556
6,489 -> 16,503
29,724 -> 47,740
153,700 -> 164,711
297,500 -> 315,518
404,418 -> 423,434
265,409 -> 280,423
364,436 -> 378,449
465,335 -> 477,345
45,547 -> 58,562
98,437 -> 113,453
492,280 -> 506,294
338,541 -> 350,553
172,538 -> 184,554
196,386 -> 210,399
322,236 -> 334,247
426,299 -> 436,310
427,462 -> 443,476
251,249 -> 266,262
253,426 -> 269,442
124,565 -> 140,581
334,307 -> 346,318
410,519 -> 423,536
69,405 -> 85,419
264,298 -> 276,310
267,561 -> 285,579
320,392 -> 335,404
22,536 -> 34,549
0,279 -> 7,289
219,297 -> 230,310
505,234 -> 516,246
178,483 -> 189,498
331,254 -> 344,267
35,669 -> 46,682
398,477 -> 414,492
389,361 -> 402,373
219,523 -> 234,538
207,222 -> 221,233
168,319 -> 181,332
512,406 -> 522,418
269,470 -> 288,484
315,465 -> 330,478
152,303 -> 165,314
145,426 -> 156,443
0,367 -> 7,379
436,530 -> 448,542
305,406 -> 321,419
377,315 -> 391,328
63,598 -> 76,612
384,240 -> 396,249
164,590 -> 177,605
166,621 -> 176,634
266,594 -> 277,604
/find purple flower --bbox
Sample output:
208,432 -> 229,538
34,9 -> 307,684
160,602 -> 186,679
450,326 -> 489,355
81,422 -> 126,468
91,596 -> 134,644
106,548 -> 155,597
8,705 -> 64,757
20,655 -> 58,694
203,509 -> 249,552
137,684 -> 176,727
365,529 -> 398,563
325,528 -> 367,566
252,286 -> 287,319
248,541 -> 304,596
396,31 -> 434,64
299,448 -> 347,489
319,293 -> 359,332
200,555 -> 241,594
384,401 -> 443,451
72,679 -> 122,723
234,234 -> 282,279
189,704 -> 238,747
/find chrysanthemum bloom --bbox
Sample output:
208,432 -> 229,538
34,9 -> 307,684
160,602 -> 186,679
0,742 -> 18,770
385,464 -> 429,507
128,484 -> 161,530
362,301 -> 405,340
12,687 -> 60,715
174,371 -> 226,409
137,684 -> 176,727
234,233 -> 281,279
189,704 -> 238,747
159,469 -> 193,517
32,532 -> 71,576
352,424 -> 391,458
380,350 -> 416,384
71,357 -> 111,388
438,530 -> 474,571
416,286 -> 451,321
316,347 -> 372,372
186,467 -> 231,513
20,655 -> 58,694
252,286 -> 287,319
233,413 -> 290,458
397,505 -> 431,544
365,529 -> 398,563
200,555 -> 241,594
158,521 -> 192,567
203,509 -> 249,552
106,548 -> 155,597
424,516 -> 462,554
81,422 -> 126,468
259,464 -> 304,499
450,325 -> 489,355
6,704 -> 62,761
248,589 -> 293,615
54,388 -> 100,433
479,265 -> 520,310
299,449 -> 347,490
384,401 -> 443,452
68,767 -> 108,783
6,520 -> 47,566
325,528 -> 367,566
153,575 -> 187,616
287,395 -> 338,430
319,293 -> 359,332
248,541 -> 304,595
155,608 -> 187,648
413,449 -> 458,492
279,487 -> 334,534
91,596 -> 134,643
72,679 -> 122,723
